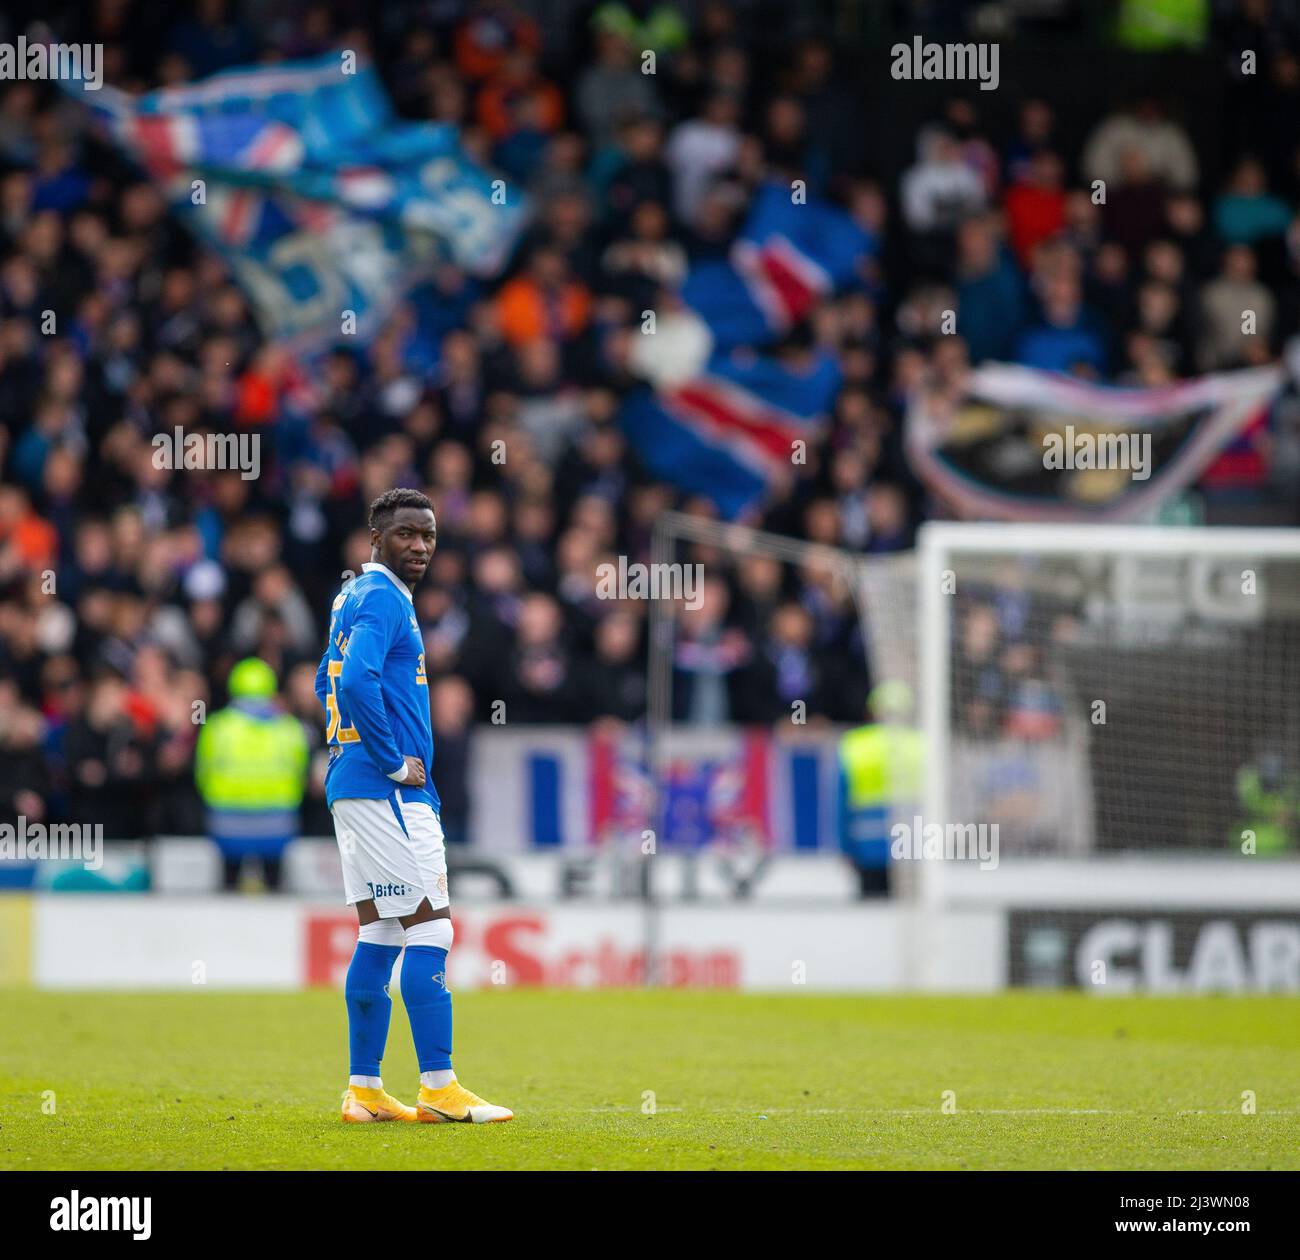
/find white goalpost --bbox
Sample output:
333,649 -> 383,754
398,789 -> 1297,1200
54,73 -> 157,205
645,514 -> 1300,992
917,522 -> 1300,992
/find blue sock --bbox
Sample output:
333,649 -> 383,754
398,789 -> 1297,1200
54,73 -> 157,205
345,941 -> 401,1077
401,946 -> 453,1072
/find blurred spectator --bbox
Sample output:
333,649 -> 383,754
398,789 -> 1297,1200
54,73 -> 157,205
194,657 -> 308,891
1005,98 -> 1057,185
493,247 -> 592,346
1103,146 -> 1173,265
1213,156 -> 1291,246
577,27 -> 662,150
1198,244 -> 1275,370
1016,268 -> 1107,376
0,0 -> 1295,863
0,680 -> 51,829
665,92 -> 741,227
955,215 -> 1029,363
454,2 -> 542,82
430,675 -> 475,846
477,47 -> 565,179
1082,96 -> 1198,192
672,575 -> 747,722
901,128 -> 986,272
1004,150 -> 1066,269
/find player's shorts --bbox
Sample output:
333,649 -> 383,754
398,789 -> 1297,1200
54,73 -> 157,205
330,790 -> 449,918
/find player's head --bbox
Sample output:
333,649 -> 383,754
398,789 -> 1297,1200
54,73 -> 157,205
369,488 -> 436,587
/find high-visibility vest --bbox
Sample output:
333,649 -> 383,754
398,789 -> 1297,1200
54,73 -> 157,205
1236,766 -> 1297,856
194,704 -> 308,811
839,724 -> 926,810
1116,0 -> 1208,50
838,724 -> 926,864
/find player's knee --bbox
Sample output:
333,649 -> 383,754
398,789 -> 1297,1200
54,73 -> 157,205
404,918 -> 453,952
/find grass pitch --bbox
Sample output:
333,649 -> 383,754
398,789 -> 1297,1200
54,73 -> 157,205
1,989 -> 1297,1170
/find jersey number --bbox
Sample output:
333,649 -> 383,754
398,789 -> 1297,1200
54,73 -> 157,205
325,658 -> 360,744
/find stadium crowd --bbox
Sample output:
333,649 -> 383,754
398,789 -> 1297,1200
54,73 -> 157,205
2,0 -> 1300,840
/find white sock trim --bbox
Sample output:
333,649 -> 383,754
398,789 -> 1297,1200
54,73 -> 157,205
349,1075 -> 383,1089
421,1070 -> 455,1089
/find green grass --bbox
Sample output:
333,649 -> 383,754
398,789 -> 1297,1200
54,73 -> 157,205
1,989 -> 1297,1170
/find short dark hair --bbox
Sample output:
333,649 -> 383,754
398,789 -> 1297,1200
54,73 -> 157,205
368,488 -> 434,534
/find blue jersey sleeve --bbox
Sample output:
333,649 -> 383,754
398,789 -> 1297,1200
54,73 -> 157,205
314,645 -> 329,715
336,590 -> 405,778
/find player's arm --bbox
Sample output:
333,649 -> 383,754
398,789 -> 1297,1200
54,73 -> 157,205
335,592 -> 411,781
314,641 -> 330,716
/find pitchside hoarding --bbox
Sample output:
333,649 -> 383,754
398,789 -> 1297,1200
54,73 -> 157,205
1009,909 -> 1300,992
29,897 -> 911,991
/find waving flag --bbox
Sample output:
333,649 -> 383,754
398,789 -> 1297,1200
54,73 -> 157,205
682,182 -> 873,349
68,54 -> 526,350
620,186 -> 864,512
905,362 -> 1285,521
621,349 -> 840,518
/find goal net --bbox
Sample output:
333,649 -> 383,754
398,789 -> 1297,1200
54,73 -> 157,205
918,523 -> 1300,991
643,510 -> 917,866
643,515 -> 1300,991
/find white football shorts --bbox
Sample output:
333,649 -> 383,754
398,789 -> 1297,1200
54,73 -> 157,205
330,791 -> 449,918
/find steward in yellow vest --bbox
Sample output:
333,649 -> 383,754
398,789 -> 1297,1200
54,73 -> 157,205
194,658 -> 308,891
838,680 -> 925,897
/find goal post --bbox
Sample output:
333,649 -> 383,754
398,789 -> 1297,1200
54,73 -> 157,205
917,521 -> 1300,992
641,513 -> 1300,992
643,511 -> 919,981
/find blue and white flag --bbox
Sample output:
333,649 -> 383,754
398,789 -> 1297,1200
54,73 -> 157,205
69,55 -> 527,351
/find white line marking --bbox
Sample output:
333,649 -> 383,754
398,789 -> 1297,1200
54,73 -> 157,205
586,1107 -> 1300,1116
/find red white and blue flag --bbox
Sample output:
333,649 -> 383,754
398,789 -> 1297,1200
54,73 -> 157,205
620,183 -> 869,515
621,349 -> 840,518
681,182 -> 874,349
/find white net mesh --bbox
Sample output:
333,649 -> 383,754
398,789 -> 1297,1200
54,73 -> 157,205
915,526 -> 1300,991
928,532 -> 1300,860
644,514 -> 917,861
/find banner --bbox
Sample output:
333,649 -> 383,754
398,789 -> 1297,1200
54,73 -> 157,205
906,362 -> 1283,521
70,55 -> 527,351
469,726 -> 846,854
29,897 -> 909,991
1009,908 -> 1300,991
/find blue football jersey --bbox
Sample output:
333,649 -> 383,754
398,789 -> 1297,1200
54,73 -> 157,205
315,562 -> 438,812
